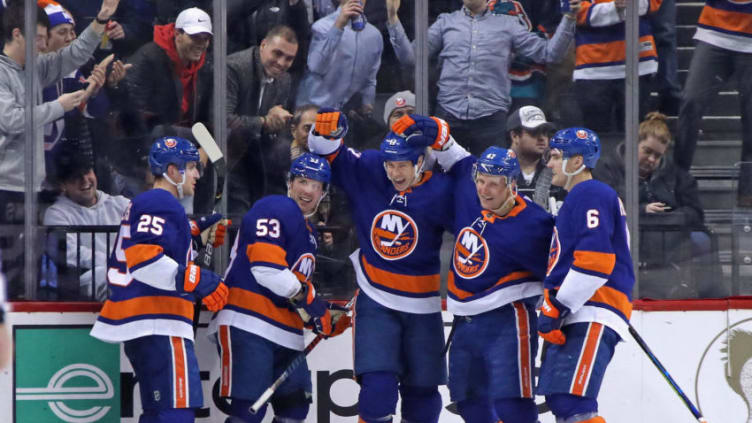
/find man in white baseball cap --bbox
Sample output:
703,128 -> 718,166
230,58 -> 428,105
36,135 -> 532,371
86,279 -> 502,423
175,7 -> 213,36
506,105 -> 563,213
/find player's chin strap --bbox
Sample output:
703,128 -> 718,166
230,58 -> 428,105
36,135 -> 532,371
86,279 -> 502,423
561,158 -> 586,191
163,170 -> 187,199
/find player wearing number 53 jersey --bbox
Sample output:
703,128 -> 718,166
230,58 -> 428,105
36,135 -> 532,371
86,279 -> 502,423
208,153 -> 348,423
91,137 -> 229,423
537,128 -> 635,423
309,109 -> 454,423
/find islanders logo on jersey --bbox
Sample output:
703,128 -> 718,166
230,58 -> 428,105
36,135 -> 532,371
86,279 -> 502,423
291,253 -> 316,282
453,227 -> 489,279
370,210 -> 419,261
546,227 -> 561,276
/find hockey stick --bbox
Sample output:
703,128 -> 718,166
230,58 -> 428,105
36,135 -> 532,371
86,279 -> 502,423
441,318 -> 458,357
250,297 -> 356,414
191,122 -> 227,268
628,323 -> 708,423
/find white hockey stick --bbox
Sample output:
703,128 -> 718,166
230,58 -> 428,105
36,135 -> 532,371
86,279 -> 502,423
191,122 -> 226,267
250,297 -> 356,414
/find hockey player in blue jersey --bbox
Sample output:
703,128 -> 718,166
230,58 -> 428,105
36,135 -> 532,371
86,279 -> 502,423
537,128 -> 635,423
399,116 -> 554,422
208,153 -> 350,423
308,108 -> 454,423
91,137 -> 229,423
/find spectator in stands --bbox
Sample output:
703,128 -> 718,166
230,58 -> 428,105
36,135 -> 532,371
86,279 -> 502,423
41,3 -> 131,185
386,0 -> 578,155
648,0 -> 681,115
290,104 -> 319,159
59,0 -> 152,59
0,0 -> 119,298
43,150 -> 129,301
573,0 -> 660,134
506,105 -> 564,213
121,6 -> 213,211
674,1 -> 752,207
594,112 -> 722,298
383,90 -> 415,129
296,0 -> 383,119
126,6 -> 212,136
351,90 -> 416,151
226,24 -> 299,215
489,0 -> 562,112
228,0 -> 311,81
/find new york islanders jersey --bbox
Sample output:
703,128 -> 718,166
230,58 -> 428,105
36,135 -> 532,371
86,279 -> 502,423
91,189 -> 195,343
209,195 -> 317,351
574,0 -> 661,80
448,157 -> 554,316
695,0 -> 752,53
324,144 -> 454,314
545,179 -> 634,340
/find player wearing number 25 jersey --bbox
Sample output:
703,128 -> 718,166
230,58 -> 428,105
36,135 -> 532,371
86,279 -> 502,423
537,128 -> 635,423
91,137 -> 229,423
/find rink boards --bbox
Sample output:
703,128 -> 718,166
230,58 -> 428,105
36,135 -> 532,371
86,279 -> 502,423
0,299 -> 749,422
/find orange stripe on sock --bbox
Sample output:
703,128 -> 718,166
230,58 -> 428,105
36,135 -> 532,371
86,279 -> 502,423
571,323 -> 603,396
219,325 -> 232,397
171,337 -> 188,408
513,302 -> 533,398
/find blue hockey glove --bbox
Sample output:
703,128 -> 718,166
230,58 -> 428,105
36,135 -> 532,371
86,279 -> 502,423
391,114 -> 451,151
537,289 -> 570,345
291,280 -> 334,336
177,262 -> 229,311
313,107 -> 349,140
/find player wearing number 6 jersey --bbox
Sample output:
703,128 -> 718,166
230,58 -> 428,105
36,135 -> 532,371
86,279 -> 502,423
537,128 -> 635,423
91,137 -> 229,423
208,153 -> 349,423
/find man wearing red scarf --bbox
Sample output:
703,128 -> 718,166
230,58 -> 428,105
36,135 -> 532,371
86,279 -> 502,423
123,7 -> 213,210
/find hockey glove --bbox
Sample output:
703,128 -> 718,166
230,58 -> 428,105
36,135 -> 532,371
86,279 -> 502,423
190,214 -> 230,248
313,107 -> 349,140
291,280 -> 334,336
328,303 -> 352,338
537,289 -> 570,345
178,262 -> 229,311
391,114 -> 451,151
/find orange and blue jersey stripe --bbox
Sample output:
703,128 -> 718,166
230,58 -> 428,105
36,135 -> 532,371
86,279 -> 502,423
695,0 -> 752,53
574,0 -> 660,79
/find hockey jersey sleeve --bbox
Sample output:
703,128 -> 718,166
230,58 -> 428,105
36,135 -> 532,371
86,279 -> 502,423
243,199 -> 302,298
577,0 -> 659,27
555,193 -> 618,313
121,204 -> 186,292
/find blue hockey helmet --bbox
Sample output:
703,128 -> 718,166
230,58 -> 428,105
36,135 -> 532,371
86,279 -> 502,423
549,127 -> 601,169
289,153 -> 331,184
473,146 -> 521,181
380,131 -> 425,164
149,137 -> 200,176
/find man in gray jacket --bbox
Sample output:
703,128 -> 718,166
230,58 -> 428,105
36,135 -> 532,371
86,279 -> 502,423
0,0 -> 119,298
226,24 -> 298,215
